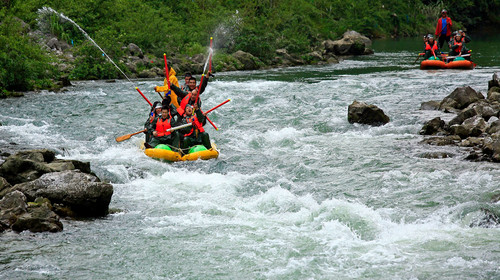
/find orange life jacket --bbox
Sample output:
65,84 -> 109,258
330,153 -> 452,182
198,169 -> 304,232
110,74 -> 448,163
425,41 -> 438,51
155,116 -> 172,137
452,39 -> 462,53
176,93 -> 192,116
183,114 -> 205,137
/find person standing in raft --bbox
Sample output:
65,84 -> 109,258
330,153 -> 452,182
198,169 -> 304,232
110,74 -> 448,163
179,104 -> 212,151
148,106 -> 181,150
144,102 -> 162,143
435,9 -> 452,50
423,35 -> 440,60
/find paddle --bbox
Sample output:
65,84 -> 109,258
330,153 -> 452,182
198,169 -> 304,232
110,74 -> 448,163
446,54 -> 471,59
115,129 -> 147,142
414,53 -> 424,64
204,99 -> 231,115
135,87 -> 152,106
116,123 -> 193,143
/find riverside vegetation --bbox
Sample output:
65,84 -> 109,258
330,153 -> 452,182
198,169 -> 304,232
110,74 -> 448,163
1,0 -> 499,95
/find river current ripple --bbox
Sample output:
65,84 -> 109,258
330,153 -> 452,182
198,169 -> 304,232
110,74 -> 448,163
1,47 -> 500,279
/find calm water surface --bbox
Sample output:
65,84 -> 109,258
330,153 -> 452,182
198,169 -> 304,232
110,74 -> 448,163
1,37 -> 500,279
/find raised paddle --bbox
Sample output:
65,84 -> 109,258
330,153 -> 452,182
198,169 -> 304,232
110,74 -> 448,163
204,99 -> 231,115
115,129 -> 147,142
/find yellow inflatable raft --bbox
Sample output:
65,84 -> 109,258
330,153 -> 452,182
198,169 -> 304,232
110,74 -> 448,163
143,142 -> 219,162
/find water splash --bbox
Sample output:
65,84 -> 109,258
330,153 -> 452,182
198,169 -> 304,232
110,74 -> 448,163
37,6 -> 132,83
202,47 -> 214,74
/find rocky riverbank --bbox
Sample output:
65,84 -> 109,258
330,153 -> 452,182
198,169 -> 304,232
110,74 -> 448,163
0,149 -> 113,233
30,26 -> 373,88
419,73 -> 500,162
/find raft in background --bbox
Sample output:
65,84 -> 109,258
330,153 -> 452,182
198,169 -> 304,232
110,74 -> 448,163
420,57 -> 475,70
142,142 -> 219,162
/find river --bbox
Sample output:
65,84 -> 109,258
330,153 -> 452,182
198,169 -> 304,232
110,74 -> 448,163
1,37 -> 500,279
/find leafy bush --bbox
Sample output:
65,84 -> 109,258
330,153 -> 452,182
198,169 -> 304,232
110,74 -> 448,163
0,16 -> 57,92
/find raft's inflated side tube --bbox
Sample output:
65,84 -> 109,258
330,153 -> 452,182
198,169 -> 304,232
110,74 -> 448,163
144,144 -> 182,161
181,143 -> 219,161
143,143 -> 219,162
420,58 -> 446,70
446,57 -> 475,70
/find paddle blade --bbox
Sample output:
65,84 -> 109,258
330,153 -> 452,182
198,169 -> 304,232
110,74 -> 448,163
115,134 -> 132,142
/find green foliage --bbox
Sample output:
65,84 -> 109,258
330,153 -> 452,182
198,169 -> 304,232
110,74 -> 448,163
0,16 -> 57,92
1,0 -> 497,89
70,42 -> 127,80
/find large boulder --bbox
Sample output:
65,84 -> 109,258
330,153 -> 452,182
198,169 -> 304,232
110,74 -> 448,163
127,43 -> 144,58
347,100 -> 390,126
0,190 -> 28,231
324,31 -> 373,56
0,149 -> 91,186
13,170 -> 113,217
439,86 -> 485,111
488,72 -> 499,90
12,204 -> 63,233
232,50 -> 261,70
420,117 -> 446,135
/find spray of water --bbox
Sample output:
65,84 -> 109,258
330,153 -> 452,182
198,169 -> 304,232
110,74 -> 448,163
37,6 -> 133,83
202,48 -> 214,74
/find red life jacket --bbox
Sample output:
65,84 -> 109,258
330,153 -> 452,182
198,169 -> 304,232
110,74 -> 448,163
452,39 -> 462,53
425,41 -> 438,51
176,93 -> 192,116
183,114 -> 205,137
155,116 -> 172,137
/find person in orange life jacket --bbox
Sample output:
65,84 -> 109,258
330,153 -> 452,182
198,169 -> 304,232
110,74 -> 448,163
148,106 -> 181,150
448,32 -> 470,60
454,30 -> 472,60
179,104 -> 212,151
170,73 -> 211,116
144,102 -> 162,143
180,72 -> 192,91
435,9 -> 452,49
423,35 -> 440,60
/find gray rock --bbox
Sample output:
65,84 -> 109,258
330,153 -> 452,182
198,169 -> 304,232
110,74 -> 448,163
488,72 -> 499,90
0,191 -> 28,230
487,120 -> 500,134
420,117 -> 445,135
487,87 -> 500,102
326,31 -> 373,56
13,170 -> 113,217
232,50 -> 261,70
0,176 -> 11,198
12,205 -> 62,233
417,152 -> 454,159
127,43 -> 143,58
462,115 -> 487,137
347,100 -> 390,126
449,124 -> 470,139
449,107 -> 479,126
420,100 -> 441,110
439,86 -> 485,111
421,135 -> 461,146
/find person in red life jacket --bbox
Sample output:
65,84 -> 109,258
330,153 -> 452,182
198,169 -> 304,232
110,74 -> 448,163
170,73 -> 211,116
423,35 -> 440,60
144,102 -> 162,143
148,106 -> 181,150
435,9 -> 452,50
448,32 -> 468,60
179,104 -> 212,151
